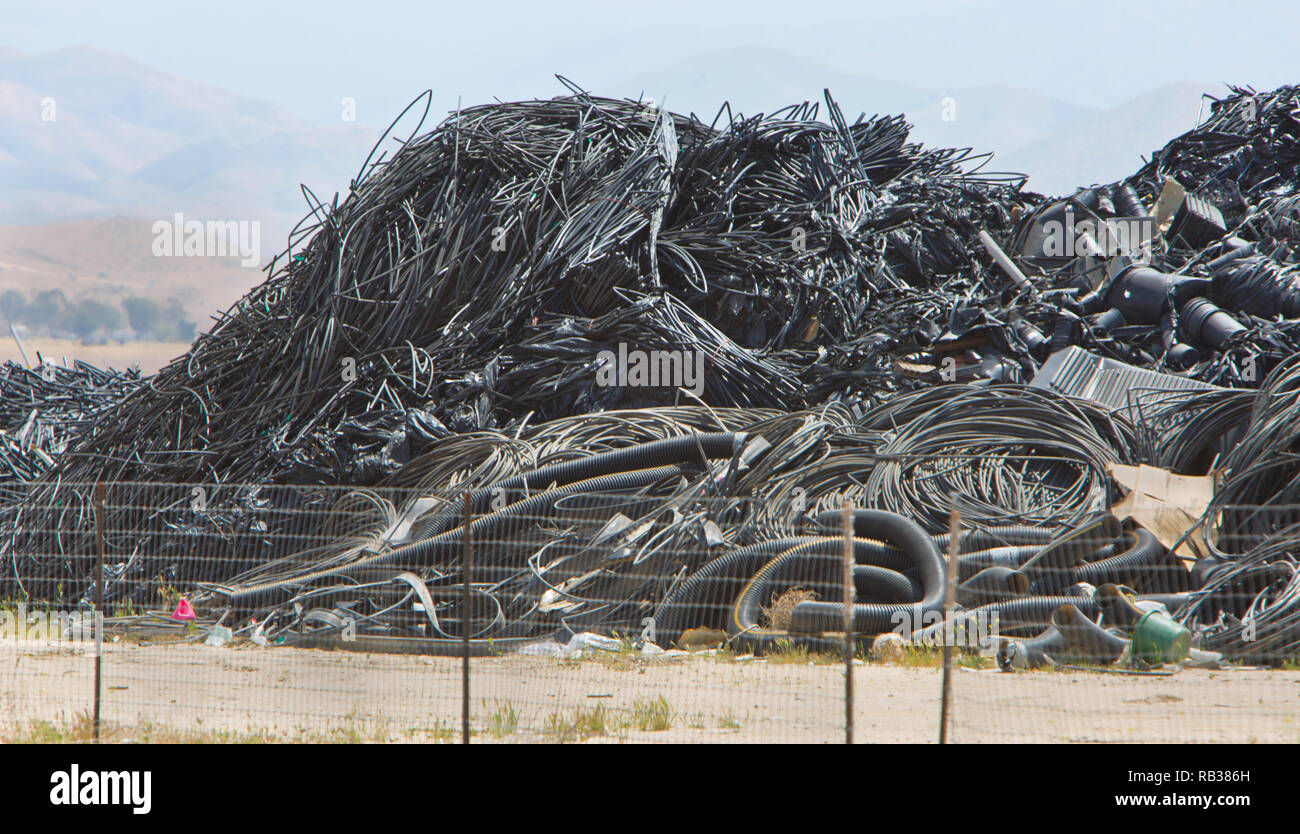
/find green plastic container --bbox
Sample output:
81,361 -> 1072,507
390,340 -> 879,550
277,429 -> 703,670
1132,610 -> 1191,665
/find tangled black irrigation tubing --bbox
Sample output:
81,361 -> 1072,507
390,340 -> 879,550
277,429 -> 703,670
1152,389 -> 1253,474
958,566 -> 1029,607
1180,523 -> 1300,664
862,386 -> 1135,533
209,463 -> 697,608
0,359 -> 142,486
35,89 -> 1026,491
1019,514 -> 1122,591
1072,528 -> 1188,594
408,431 -> 749,537
908,595 -> 1102,643
1206,356 -> 1300,555
652,536 -> 825,645
1,83 -> 1042,604
11,83 -> 1300,666
654,531 -> 934,648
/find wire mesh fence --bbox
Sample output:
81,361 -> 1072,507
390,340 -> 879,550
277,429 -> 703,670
1,482 -> 858,743
2,481 -> 1298,743
950,499 -> 1300,744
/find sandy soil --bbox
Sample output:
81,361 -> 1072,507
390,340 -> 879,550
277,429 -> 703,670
0,338 -> 190,374
0,217 -> 262,327
2,640 -> 1296,743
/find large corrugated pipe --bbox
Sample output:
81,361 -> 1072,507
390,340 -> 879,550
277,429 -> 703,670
727,540 -> 857,654
221,464 -> 693,608
789,509 -> 946,636
654,536 -> 921,647
413,432 -> 749,539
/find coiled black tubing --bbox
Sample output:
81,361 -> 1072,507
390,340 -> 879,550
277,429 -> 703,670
411,432 -> 748,539
911,595 -> 1102,642
789,509 -> 947,635
1073,529 -> 1186,592
654,535 -> 921,646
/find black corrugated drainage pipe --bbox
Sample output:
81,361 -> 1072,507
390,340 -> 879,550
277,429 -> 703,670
789,509 -> 945,636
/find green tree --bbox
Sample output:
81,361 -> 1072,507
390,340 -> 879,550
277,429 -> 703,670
159,298 -> 197,342
26,289 -> 67,330
173,316 -> 197,341
122,296 -> 161,335
63,299 -> 123,341
0,290 -> 27,323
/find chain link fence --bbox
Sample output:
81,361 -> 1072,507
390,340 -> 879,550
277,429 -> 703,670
2,482 -> 1298,743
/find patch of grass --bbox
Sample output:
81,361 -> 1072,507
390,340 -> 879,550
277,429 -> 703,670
766,637 -> 841,665
875,645 -> 996,669
404,722 -> 458,743
588,651 -> 641,672
14,718 -> 88,743
0,598 -> 63,619
885,645 -> 943,668
630,696 -> 673,731
485,700 -> 518,738
0,716 -> 354,744
111,599 -> 138,618
543,706 -> 609,743
156,582 -> 181,610
23,710 -> 101,742
766,638 -> 807,663
0,703 -> 413,744
333,723 -> 367,744
718,712 -> 741,730
323,707 -> 393,743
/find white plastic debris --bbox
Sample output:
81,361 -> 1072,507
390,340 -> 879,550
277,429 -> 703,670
1184,647 -> 1225,669
515,640 -> 569,658
203,625 -> 233,647
564,632 -> 623,653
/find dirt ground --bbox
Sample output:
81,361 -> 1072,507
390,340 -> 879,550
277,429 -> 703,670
0,338 -> 191,374
2,640 -> 1296,743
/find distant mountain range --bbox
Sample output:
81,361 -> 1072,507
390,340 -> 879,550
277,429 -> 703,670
0,45 -> 376,245
613,47 -> 1228,194
616,48 -> 1097,165
995,82 -> 1223,195
0,44 -> 1236,332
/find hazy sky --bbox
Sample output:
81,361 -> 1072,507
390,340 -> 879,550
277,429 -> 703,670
2,0 -> 1296,125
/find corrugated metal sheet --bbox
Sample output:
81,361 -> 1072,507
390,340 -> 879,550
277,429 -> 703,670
1029,347 -> 1222,412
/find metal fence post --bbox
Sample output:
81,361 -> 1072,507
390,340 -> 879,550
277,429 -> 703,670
462,490 -> 472,744
842,501 -> 854,745
92,481 -> 106,744
939,497 -> 960,744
